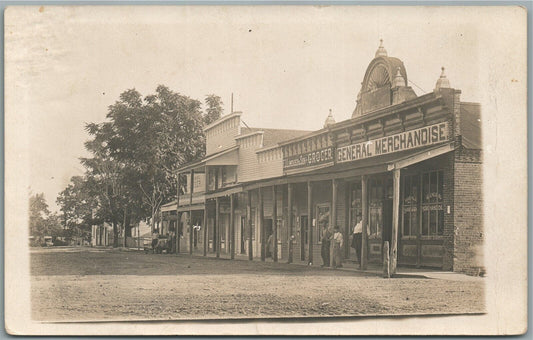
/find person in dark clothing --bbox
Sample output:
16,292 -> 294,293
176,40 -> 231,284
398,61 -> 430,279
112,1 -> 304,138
351,213 -> 363,263
321,224 -> 332,267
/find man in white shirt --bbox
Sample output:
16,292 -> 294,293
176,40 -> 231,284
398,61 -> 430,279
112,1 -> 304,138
332,226 -> 343,269
352,213 -> 363,264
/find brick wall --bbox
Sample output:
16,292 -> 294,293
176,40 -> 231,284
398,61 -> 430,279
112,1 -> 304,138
453,148 -> 484,275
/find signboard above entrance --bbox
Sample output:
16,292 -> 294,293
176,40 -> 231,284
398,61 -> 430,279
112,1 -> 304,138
337,122 -> 450,164
283,146 -> 334,170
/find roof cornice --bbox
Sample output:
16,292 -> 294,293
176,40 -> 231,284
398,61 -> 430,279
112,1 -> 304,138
330,92 -> 443,132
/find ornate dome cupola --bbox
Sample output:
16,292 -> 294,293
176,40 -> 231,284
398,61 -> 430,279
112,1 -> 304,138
375,39 -> 388,58
352,41 -> 417,117
324,109 -> 336,128
434,66 -> 451,91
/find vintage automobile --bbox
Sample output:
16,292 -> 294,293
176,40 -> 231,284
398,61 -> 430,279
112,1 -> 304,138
43,236 -> 53,247
145,236 -> 172,254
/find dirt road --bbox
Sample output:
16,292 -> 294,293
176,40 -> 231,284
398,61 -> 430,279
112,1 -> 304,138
31,247 -> 485,321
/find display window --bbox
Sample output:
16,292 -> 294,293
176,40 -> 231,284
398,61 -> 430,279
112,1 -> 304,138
421,170 -> 444,236
369,178 -> 383,238
402,174 -> 419,237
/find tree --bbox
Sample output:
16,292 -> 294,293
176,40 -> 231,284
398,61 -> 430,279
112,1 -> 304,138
81,130 -> 129,248
204,94 -> 224,126
29,193 -> 62,239
80,86 -> 208,243
56,176 -> 101,242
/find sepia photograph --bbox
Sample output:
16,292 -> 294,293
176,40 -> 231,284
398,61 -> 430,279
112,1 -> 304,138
4,5 -> 528,336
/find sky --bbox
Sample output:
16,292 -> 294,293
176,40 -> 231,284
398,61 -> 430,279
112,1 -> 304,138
4,5 -> 525,212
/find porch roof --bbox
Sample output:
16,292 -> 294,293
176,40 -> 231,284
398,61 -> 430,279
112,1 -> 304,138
243,142 -> 455,189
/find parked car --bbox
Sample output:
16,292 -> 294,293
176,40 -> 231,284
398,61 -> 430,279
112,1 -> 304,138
43,236 -> 53,247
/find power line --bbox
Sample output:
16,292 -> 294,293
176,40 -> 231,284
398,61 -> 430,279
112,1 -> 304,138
241,119 -> 251,129
408,79 -> 427,94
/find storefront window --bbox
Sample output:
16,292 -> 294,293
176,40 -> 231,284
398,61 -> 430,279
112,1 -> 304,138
208,168 -> 216,191
350,183 -> 362,232
369,178 -> 383,237
220,218 -> 226,242
402,174 -> 418,237
421,170 -> 444,236
221,167 -> 227,186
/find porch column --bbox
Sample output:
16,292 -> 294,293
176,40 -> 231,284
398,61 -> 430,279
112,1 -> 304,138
203,202 -> 207,256
287,183 -> 293,264
361,175 -> 368,270
307,181 -> 313,265
330,179 -> 337,267
390,168 -> 401,275
344,181 -> 350,258
176,173 -> 181,254
272,185 -> 278,262
189,170 -> 194,256
177,212 -> 182,254
247,191 -> 253,260
259,187 -> 265,261
230,193 -> 235,260
203,167 -> 208,257
215,196 -> 220,258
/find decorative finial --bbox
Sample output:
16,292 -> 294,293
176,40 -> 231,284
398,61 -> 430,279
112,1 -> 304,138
393,66 -> 406,88
434,66 -> 451,91
375,38 -> 388,58
324,109 -> 336,128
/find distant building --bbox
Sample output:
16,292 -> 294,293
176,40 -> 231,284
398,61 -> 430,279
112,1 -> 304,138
91,223 -> 113,247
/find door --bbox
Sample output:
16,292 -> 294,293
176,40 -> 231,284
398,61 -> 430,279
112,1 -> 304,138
240,216 -> 246,254
263,219 -> 273,258
382,198 -> 393,247
300,215 -> 308,261
399,174 -> 419,266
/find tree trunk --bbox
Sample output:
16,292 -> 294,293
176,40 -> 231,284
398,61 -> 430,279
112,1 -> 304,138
112,220 -> 119,248
151,206 -> 157,234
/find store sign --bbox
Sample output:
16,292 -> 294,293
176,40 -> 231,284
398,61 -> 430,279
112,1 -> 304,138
283,146 -> 334,170
337,122 -> 449,164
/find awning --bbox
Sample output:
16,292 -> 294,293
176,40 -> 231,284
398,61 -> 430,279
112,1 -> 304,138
205,185 -> 243,199
161,200 -> 177,212
387,141 -> 455,170
243,142 -> 456,189
178,146 -> 239,173
178,194 -> 205,207
205,146 -> 239,166
177,203 -> 205,213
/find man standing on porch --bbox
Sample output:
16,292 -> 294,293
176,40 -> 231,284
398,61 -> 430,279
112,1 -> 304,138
352,213 -> 363,264
332,226 -> 343,269
321,224 -> 332,267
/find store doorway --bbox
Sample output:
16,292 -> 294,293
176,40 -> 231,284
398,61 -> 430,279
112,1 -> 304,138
382,177 -> 394,252
300,215 -> 308,261
240,216 -> 246,254
264,219 -> 273,258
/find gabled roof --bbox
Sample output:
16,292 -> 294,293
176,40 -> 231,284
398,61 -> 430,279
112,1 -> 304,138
203,111 -> 242,132
178,127 -> 309,172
